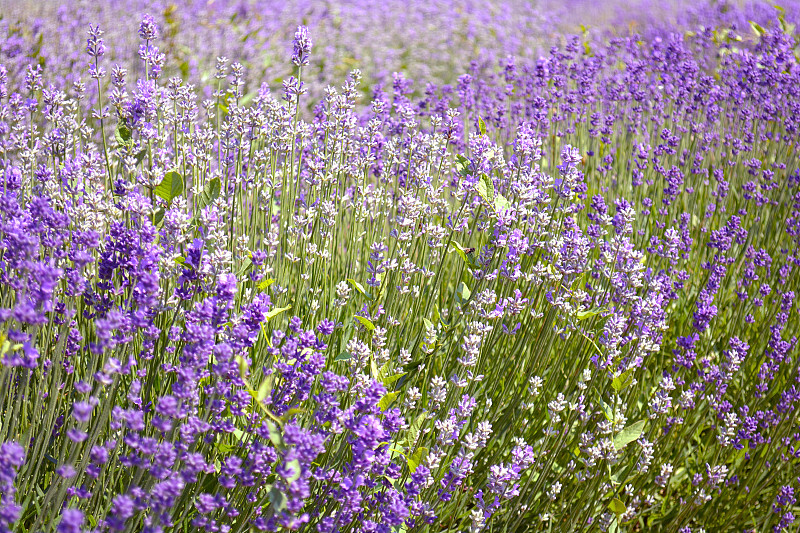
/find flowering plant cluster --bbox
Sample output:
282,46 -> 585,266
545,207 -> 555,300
1,2 -> 800,532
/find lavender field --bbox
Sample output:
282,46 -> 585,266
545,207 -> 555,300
1,0 -> 800,531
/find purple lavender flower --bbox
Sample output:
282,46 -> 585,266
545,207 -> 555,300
291,25 -> 313,67
137,14 -> 158,41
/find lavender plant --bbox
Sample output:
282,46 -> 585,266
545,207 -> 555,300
0,3 -> 799,533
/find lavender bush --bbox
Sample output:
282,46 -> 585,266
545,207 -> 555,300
1,1 -> 800,532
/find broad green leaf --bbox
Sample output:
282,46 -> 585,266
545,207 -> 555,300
450,241 -> 470,265
388,446 -> 407,462
335,351 -> 352,362
286,459 -> 302,483
370,357 -> 380,381
495,193 -> 510,213
456,282 -> 471,305
613,419 -> 646,450
404,412 -> 427,447
281,407 -> 306,421
576,307 -> 602,320
455,154 -> 471,177
266,305 -> 292,321
269,487 -> 286,512
354,315 -> 375,331
612,367 -> 636,392
749,20 -> 764,36
235,355 -> 248,377
215,441 -> 236,454
476,173 -> 495,209
407,446 -> 428,473
199,176 -> 222,209
378,391 -> 399,410
257,375 -> 274,402
154,170 -> 184,204
238,257 -> 253,277
608,498 -> 626,516
376,361 -> 391,382
258,278 -> 276,290
347,278 -> 371,300
382,373 -> 406,387
599,397 -> 614,422
115,121 -> 132,146
153,208 -> 165,227
266,420 -> 283,448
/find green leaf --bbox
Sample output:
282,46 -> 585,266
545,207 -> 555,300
455,154 -> 471,177
266,305 -> 292,322
286,459 -> 302,483
599,397 -> 614,422
404,412 -> 427,447
238,257 -> 253,277
576,307 -> 603,320
258,278 -> 276,290
370,357 -> 380,381
407,446 -> 428,473
478,116 -> 487,136
749,20 -> 765,37
269,487 -> 287,512
608,498 -> 626,516
257,375 -> 274,402
134,148 -> 147,166
115,121 -> 132,146
494,193 -> 510,213
476,173 -> 495,210
235,355 -> 248,377
347,278 -> 371,300
198,176 -> 222,210
382,373 -> 406,387
354,315 -> 375,331
281,407 -> 306,422
215,441 -> 236,454
612,367 -> 636,392
378,391 -> 399,410
455,282 -> 471,305
376,361 -> 392,382
450,241 -> 470,265
613,419 -> 646,450
266,420 -> 283,448
153,208 -> 166,228
335,351 -> 352,362
154,170 -> 184,205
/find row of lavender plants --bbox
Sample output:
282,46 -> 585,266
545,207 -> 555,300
1,4 -> 800,533
3,0 -> 799,106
